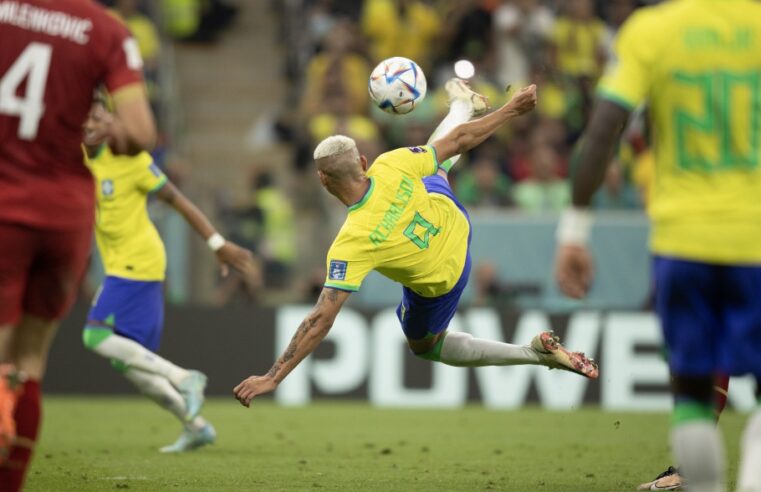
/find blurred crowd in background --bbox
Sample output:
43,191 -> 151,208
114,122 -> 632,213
90,0 -> 657,306
275,0 -> 654,216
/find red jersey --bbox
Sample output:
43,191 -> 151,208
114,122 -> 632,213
0,0 -> 144,230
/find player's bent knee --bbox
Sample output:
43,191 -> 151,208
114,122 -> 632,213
82,326 -> 112,351
410,333 -> 447,361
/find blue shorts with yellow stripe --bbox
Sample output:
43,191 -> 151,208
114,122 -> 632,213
88,276 -> 164,351
396,175 -> 471,340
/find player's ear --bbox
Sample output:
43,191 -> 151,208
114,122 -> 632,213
317,170 -> 328,187
359,154 -> 368,172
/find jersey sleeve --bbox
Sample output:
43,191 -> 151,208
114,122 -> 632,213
134,152 -> 168,193
371,145 -> 439,180
324,230 -> 375,292
596,11 -> 656,111
99,15 -> 145,93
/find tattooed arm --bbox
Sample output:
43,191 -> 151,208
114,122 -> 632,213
233,287 -> 351,407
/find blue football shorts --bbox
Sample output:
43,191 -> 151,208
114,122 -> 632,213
654,256 -> 761,377
396,174 -> 472,341
88,276 -> 165,351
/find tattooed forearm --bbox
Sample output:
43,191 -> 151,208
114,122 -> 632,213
266,312 -> 327,382
265,362 -> 281,379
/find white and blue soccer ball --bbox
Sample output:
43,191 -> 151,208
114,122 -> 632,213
368,57 -> 427,115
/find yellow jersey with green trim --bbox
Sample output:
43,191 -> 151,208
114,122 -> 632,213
324,146 -> 470,297
84,146 -> 168,281
598,0 -> 761,264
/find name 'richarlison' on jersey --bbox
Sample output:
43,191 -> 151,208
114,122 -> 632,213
369,175 -> 414,246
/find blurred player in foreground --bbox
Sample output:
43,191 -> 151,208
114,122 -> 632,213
553,1 -> 761,490
235,80 -> 598,409
0,1 -> 157,489
82,98 -> 256,452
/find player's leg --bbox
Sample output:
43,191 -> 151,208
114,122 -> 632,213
0,223 -> 89,491
82,277 -> 207,419
121,367 -> 215,453
738,381 -> 761,492
719,265 -> 761,492
637,373 -> 731,491
654,257 -> 725,492
398,257 -> 597,378
428,78 -> 489,176
0,222 -> 35,464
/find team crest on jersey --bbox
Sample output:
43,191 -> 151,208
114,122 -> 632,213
101,179 -> 114,197
328,260 -> 348,281
407,146 -> 427,154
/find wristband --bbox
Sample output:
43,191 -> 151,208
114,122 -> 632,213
207,233 -> 226,252
556,207 -> 593,246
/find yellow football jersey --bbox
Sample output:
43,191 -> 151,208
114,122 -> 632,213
324,146 -> 470,297
85,146 -> 168,281
598,0 -> 761,264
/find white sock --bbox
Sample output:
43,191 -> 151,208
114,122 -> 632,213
672,421 -> 726,492
427,99 -> 473,169
438,331 -> 544,367
739,408 -> 761,492
124,368 -> 207,431
93,333 -> 189,387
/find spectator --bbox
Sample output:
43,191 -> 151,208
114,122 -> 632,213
301,21 -> 371,117
113,0 -> 161,72
512,144 -> 570,212
361,0 -> 441,66
550,0 -> 607,80
444,0 -> 494,67
250,170 -> 297,288
457,156 -> 512,209
493,0 -> 555,87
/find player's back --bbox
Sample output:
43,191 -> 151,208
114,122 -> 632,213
609,0 -> 761,263
0,0 -> 142,230
325,146 -> 470,297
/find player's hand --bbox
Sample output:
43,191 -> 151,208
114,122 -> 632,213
234,375 -> 278,407
554,244 -> 594,299
505,84 -> 537,117
215,241 -> 256,278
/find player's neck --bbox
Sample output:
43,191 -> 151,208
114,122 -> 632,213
340,177 -> 372,209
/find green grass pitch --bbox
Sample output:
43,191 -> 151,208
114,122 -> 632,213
27,398 -> 746,491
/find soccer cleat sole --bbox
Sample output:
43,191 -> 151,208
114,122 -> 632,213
533,332 -> 599,379
444,78 -> 490,116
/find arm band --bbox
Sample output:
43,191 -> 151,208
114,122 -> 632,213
556,207 -> 593,246
207,233 -> 226,252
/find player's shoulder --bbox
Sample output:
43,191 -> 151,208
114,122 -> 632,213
373,146 -> 432,166
614,3 -> 680,57
622,0 -> 702,34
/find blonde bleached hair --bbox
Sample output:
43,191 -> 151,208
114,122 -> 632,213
313,135 -> 358,160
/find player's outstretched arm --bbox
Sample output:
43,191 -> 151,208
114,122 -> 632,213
234,287 -> 351,407
431,84 -> 537,164
554,99 -> 631,299
155,181 -> 258,278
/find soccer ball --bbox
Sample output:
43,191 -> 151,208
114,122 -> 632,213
368,57 -> 427,115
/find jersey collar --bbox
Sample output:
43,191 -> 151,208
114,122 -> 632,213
348,177 -> 375,212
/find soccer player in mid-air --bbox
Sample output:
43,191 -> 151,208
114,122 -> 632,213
234,79 -> 598,408
82,97 -> 256,452
553,0 -> 761,490
0,1 -> 158,489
